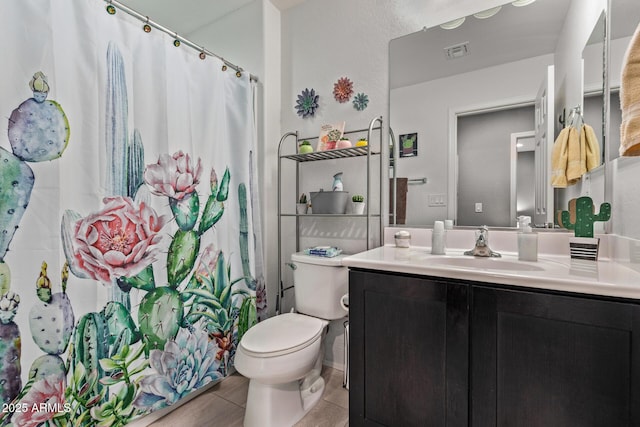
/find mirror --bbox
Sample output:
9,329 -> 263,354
389,0 -> 606,227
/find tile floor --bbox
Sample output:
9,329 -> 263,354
148,367 -> 349,427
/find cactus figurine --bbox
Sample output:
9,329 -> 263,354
0,291 -> 21,406
559,196 -> 611,238
28,262 -> 75,355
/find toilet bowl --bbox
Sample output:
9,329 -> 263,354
234,252 -> 348,427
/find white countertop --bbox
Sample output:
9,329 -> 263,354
342,245 -> 640,300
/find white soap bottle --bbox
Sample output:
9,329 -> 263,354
432,221 -> 446,255
517,216 -> 537,261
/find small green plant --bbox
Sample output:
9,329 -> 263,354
299,193 -> 308,204
299,140 -> 311,147
352,195 -> 364,203
327,129 -> 342,141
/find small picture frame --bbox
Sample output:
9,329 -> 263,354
318,122 -> 346,151
399,133 -> 418,157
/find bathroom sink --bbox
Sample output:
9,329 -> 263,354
426,256 -> 545,272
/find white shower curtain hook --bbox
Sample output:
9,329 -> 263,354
143,17 -> 151,33
106,0 -> 116,15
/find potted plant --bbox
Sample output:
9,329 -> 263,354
297,193 -> 309,214
298,140 -> 313,154
558,196 -> 611,261
351,194 -> 366,215
337,136 -> 352,149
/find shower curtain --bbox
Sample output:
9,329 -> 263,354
0,0 -> 264,424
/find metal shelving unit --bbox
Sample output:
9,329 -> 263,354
276,116 -> 384,313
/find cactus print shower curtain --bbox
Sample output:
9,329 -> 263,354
0,0 -> 264,424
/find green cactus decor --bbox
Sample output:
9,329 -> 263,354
138,287 -> 184,352
352,194 -> 364,203
559,196 -> 611,238
28,262 -> 75,356
73,312 -> 109,395
0,291 -> 21,406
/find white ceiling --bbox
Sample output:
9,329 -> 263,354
117,0 -> 304,36
390,0 -> 640,90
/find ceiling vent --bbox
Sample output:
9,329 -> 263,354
444,42 -> 470,59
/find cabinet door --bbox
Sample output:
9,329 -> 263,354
472,286 -> 640,427
349,270 -> 468,427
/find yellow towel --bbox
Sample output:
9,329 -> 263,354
620,22 -> 640,156
583,124 -> 601,171
567,126 -> 585,183
551,127 -> 572,187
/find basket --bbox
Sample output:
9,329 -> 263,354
310,191 -> 349,214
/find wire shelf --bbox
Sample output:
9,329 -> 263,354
281,146 -> 379,162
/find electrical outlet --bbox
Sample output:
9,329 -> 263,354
475,202 -> 483,213
428,194 -> 447,207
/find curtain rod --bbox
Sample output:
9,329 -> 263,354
104,0 -> 258,82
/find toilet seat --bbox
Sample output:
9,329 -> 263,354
240,313 -> 326,358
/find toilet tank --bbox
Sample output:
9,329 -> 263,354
291,252 -> 348,320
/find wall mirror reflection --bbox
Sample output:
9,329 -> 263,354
389,0 -> 608,228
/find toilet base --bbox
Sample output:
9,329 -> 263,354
243,376 -> 325,427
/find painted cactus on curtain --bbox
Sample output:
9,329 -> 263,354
0,39 -> 258,425
0,71 -> 70,408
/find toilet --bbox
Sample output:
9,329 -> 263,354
234,252 -> 348,427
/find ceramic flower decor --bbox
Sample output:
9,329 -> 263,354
295,88 -> 319,118
353,92 -> 369,111
333,77 -> 353,103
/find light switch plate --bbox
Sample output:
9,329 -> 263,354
428,194 -> 447,207
475,202 -> 483,213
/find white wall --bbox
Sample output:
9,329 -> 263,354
276,0 -> 541,370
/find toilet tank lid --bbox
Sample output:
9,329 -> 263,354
240,313 -> 326,356
291,251 -> 346,266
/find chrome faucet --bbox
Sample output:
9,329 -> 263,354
464,225 -> 501,257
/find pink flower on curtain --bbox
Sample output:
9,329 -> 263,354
71,196 -> 166,285
144,150 -> 203,200
193,244 -> 220,283
11,376 -> 67,427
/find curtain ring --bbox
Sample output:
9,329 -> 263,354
236,70 -> 242,78
199,50 -> 206,60
143,17 -> 152,33
106,0 -> 116,15
222,64 -> 228,71
173,32 -> 181,47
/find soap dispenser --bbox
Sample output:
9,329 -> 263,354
517,216 -> 537,261
332,172 -> 344,191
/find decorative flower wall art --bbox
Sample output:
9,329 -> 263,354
333,77 -> 353,103
353,92 -> 369,111
295,88 -> 319,118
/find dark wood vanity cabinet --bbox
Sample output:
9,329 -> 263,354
472,286 -> 640,427
349,269 -> 640,427
349,269 -> 469,427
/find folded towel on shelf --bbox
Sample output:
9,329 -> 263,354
551,127 -> 573,187
620,22 -> 640,156
304,246 -> 342,257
